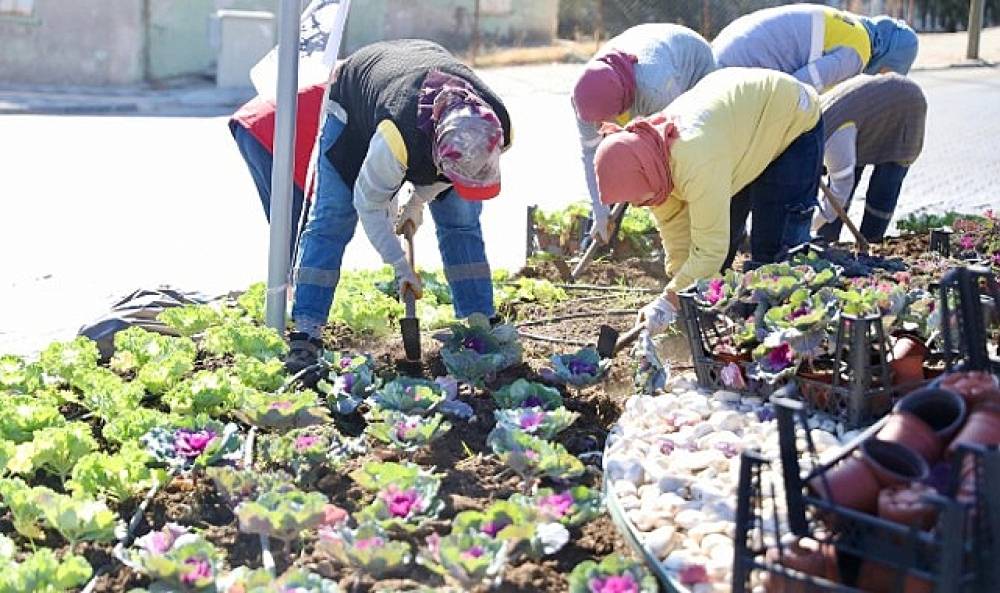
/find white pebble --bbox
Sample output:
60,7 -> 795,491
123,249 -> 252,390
715,390 -> 741,404
674,509 -> 705,530
709,410 -> 744,432
644,525 -> 677,560
618,495 -> 640,511
613,479 -> 638,499
657,474 -> 690,494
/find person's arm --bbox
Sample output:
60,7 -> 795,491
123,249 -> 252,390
654,200 -> 691,282
664,172 -> 732,292
816,123 -> 858,223
354,120 -> 408,267
792,47 -> 864,92
575,107 -> 607,216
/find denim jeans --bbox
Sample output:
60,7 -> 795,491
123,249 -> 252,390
291,111 -> 495,331
725,119 -> 824,269
230,121 -> 305,258
816,162 -> 909,242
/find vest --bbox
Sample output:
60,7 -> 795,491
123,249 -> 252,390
327,39 -> 511,187
822,8 -> 873,67
822,74 -> 927,165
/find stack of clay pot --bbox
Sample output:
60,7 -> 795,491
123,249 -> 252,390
768,371 -> 1000,593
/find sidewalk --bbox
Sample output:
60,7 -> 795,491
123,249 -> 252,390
0,28 -> 995,116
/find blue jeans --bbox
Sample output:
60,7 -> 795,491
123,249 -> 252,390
230,121 -> 305,257
291,112 -> 495,330
725,120 -> 824,268
816,163 -> 909,242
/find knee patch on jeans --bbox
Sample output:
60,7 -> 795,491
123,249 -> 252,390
294,267 -> 340,288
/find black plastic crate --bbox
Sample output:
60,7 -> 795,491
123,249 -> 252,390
677,292 -> 900,428
730,395 -> 1000,593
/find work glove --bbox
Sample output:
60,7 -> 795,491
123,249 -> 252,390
633,330 -> 669,394
284,332 -> 325,386
636,294 -> 677,337
395,189 -> 423,236
589,203 -> 613,245
392,258 -> 424,300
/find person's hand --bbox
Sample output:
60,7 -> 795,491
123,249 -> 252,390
395,192 -> 424,236
393,259 -> 424,300
590,204 -> 613,244
636,293 -> 677,336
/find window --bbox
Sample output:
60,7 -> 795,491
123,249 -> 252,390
0,0 -> 34,17
479,0 -> 512,17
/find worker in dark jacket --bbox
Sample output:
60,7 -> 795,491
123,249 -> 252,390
286,39 -> 512,371
813,74 -> 927,242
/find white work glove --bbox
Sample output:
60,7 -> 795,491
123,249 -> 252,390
395,190 -> 424,236
392,258 -> 423,300
637,294 -> 677,336
590,204 -> 613,245
811,208 -> 831,234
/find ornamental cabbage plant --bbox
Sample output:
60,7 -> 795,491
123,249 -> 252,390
262,428 -> 365,487
762,288 -> 836,358
0,397 -> 65,443
451,499 -> 569,559
239,389 -> 327,429
32,488 -> 122,547
158,303 -> 236,337
349,461 -> 440,493
568,554 -> 658,593
369,377 -> 446,417
356,480 -> 444,531
549,347 -> 609,387
0,478 -> 46,539
317,522 -> 412,578
418,531 -> 508,590
231,354 -> 286,392
141,419 -> 242,472
440,314 -> 522,386
366,411 -> 452,452
68,442 -> 166,503
72,367 -> 146,420
316,351 -> 378,414
205,467 -> 290,511
691,270 -> 744,312
486,427 -> 585,484
216,566 -> 342,593
202,320 -> 287,362
493,406 -> 578,440
163,369 -> 247,416
102,408 -> 178,446
748,341 -> 800,384
235,486 -> 331,542
11,422 -> 97,484
492,379 -> 563,410
512,486 -> 603,527
38,337 -> 100,386
131,525 -> 222,592
0,354 -> 43,395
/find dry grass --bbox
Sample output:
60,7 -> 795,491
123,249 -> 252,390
469,39 -> 599,68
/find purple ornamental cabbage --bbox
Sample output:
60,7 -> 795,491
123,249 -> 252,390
173,429 -> 217,459
589,574 -> 639,593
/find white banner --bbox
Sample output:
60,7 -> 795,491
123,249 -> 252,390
250,0 -> 352,97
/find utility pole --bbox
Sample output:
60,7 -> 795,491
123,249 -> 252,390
701,0 -> 711,39
595,0 -> 604,50
966,0 -> 985,60
471,0 -> 481,64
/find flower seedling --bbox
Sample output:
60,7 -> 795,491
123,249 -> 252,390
567,554 -> 658,593
493,406 -> 578,440
235,485 -> 331,542
32,489 -> 122,548
0,398 -> 65,444
440,314 -> 522,386
141,419 -> 242,472
366,411 -> 452,452
216,566 -> 342,593
317,352 -> 377,414
10,422 -> 97,484
205,466 -> 289,511
231,354 -> 287,392
0,478 -> 47,540
748,341 -> 800,385
157,303 -> 235,337
356,480 -> 444,531
692,270 -> 745,312
317,522 -> 412,579
68,442 -> 167,503
452,499 -> 569,559
202,319 -> 288,362
132,525 -> 222,592
487,427 -> 585,486
349,461 -> 440,493
419,531 -> 508,590
0,354 -> 43,395
262,428 -> 365,487
548,347 -> 610,388
39,336 -> 100,386
762,288 -> 835,359
492,379 -> 563,411
163,369 -> 247,416
110,327 -> 197,394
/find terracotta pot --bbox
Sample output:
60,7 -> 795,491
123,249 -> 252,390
856,559 -> 934,593
798,368 -> 834,411
890,335 -> 928,387
878,483 -> 939,530
808,451 -> 882,514
764,538 -> 839,593
939,371 -> 1000,409
893,387 -> 967,442
948,403 -> 1000,455
877,412 -> 942,464
861,439 -> 929,488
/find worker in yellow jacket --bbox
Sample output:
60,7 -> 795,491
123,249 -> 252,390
713,4 -> 919,93
593,69 -> 822,335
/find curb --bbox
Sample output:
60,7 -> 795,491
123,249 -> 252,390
910,59 -> 996,72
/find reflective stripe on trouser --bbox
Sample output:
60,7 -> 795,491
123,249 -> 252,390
817,162 -> 908,242
430,189 -> 496,318
291,112 -> 357,327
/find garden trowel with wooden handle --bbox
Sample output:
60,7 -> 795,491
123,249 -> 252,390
596,323 -> 644,359
400,221 -> 421,361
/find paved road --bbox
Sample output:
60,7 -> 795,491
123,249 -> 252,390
1,66 -> 997,355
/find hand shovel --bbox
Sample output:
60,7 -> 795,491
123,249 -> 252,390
596,322 -> 644,359
571,203 -> 627,282
819,181 -> 870,255
400,222 -> 421,361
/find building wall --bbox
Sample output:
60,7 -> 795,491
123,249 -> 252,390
344,0 -> 559,53
0,0 -> 144,85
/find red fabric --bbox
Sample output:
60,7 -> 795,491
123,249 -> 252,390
231,84 -> 326,191
572,50 -> 638,123
594,115 -> 679,207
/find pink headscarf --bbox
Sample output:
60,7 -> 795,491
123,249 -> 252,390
594,114 -> 680,207
572,50 -> 639,123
